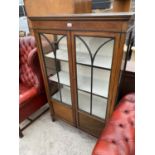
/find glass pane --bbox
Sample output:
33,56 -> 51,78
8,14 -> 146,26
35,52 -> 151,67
78,91 -> 91,113
52,85 -> 71,105
75,36 -> 114,119
92,95 -> 107,119
76,36 -> 114,69
39,33 -> 71,106
93,68 -> 110,98
77,65 -> 91,93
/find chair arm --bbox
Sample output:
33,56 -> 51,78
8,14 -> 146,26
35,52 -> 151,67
28,48 -> 43,92
19,87 -> 38,107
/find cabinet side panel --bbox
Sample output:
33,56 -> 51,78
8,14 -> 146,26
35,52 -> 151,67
107,33 -> 127,118
33,31 -> 55,118
33,31 -> 51,100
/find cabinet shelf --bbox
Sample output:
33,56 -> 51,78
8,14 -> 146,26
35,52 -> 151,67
49,71 -> 70,86
52,86 -> 107,119
45,49 -> 68,61
45,49 -> 112,70
76,52 -> 112,69
49,71 -> 109,98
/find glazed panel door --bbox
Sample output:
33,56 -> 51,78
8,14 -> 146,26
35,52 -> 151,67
34,30 -> 75,125
71,31 -> 121,136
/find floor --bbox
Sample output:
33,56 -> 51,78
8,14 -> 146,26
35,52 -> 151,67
19,105 -> 97,155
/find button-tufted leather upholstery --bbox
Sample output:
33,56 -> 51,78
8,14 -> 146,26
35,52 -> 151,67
19,36 -> 47,123
20,36 -> 39,88
92,93 -> 135,155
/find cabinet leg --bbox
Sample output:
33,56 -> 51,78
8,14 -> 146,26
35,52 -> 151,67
51,115 -> 55,122
19,127 -> 24,138
49,104 -> 55,122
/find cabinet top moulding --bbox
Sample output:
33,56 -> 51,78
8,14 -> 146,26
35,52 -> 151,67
29,12 -> 134,21
29,13 -> 134,33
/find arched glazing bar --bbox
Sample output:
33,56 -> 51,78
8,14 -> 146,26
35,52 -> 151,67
57,35 -> 66,45
92,38 -> 113,63
76,36 -> 93,63
40,33 -> 56,57
76,36 -> 113,115
40,33 -> 65,103
40,34 -> 56,79
53,35 -> 66,50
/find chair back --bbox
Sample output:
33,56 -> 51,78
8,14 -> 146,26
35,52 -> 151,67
19,36 -> 38,87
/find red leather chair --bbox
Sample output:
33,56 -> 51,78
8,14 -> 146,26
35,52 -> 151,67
92,93 -> 135,155
19,36 -> 47,137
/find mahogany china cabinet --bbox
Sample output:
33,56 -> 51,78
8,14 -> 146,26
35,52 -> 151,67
29,13 -> 134,137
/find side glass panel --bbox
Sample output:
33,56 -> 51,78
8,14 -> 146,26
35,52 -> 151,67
39,33 -> 71,106
75,36 -> 114,119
